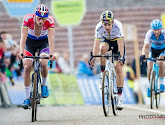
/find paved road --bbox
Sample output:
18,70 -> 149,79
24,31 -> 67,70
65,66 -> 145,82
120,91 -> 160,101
0,105 -> 165,125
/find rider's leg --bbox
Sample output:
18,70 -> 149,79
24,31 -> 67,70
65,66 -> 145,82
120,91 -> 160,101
23,59 -> 33,99
40,54 -> 49,98
147,61 -> 153,97
158,56 -> 164,92
147,61 -> 153,85
40,54 -> 49,86
22,59 -> 33,109
99,42 -> 109,73
115,64 -> 124,94
115,63 -> 124,109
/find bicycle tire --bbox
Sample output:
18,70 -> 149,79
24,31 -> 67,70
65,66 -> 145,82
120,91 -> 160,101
102,70 -> 111,116
111,72 -> 118,116
150,71 -> 155,109
155,83 -> 161,109
32,73 -> 37,122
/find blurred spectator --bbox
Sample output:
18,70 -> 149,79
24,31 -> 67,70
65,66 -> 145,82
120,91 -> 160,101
0,31 -> 21,85
0,31 -> 7,41
0,36 -> 7,83
123,62 -> 138,103
58,51 -> 71,74
77,54 -> 93,76
131,51 -> 147,77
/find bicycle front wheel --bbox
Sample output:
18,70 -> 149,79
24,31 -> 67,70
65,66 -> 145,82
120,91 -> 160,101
102,70 -> 111,116
155,83 -> 161,108
32,73 -> 37,122
150,71 -> 155,109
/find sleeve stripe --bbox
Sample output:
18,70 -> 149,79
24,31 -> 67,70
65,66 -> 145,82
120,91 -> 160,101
22,26 -> 28,28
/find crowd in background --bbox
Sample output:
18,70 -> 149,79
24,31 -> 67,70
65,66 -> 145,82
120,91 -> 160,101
0,31 -> 21,85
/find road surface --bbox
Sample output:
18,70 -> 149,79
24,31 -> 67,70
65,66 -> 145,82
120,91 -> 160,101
0,104 -> 165,125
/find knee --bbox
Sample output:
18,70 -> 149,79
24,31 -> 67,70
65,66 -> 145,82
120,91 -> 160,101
41,62 -> 47,69
24,65 -> 31,73
100,45 -> 108,54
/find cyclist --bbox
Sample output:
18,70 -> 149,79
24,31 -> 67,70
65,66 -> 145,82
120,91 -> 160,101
141,19 -> 165,97
17,4 -> 56,109
89,10 -> 125,110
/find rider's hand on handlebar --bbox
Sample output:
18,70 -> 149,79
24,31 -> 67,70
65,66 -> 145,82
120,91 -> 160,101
118,57 -> 125,66
140,55 -> 145,62
89,58 -> 95,66
17,53 -> 24,60
49,54 -> 56,61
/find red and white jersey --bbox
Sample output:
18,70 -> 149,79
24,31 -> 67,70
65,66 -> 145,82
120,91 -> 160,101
23,13 -> 55,40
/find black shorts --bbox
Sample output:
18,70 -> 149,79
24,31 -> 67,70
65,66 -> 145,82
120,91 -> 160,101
100,36 -> 125,59
149,48 -> 165,61
24,37 -> 50,56
150,48 -> 165,58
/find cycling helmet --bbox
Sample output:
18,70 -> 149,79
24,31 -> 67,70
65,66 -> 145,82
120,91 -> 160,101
150,19 -> 162,30
100,10 -> 114,23
35,4 -> 49,18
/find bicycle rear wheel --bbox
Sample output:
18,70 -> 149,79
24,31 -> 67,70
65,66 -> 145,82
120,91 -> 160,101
150,71 -> 155,109
102,70 -> 111,116
32,73 -> 37,122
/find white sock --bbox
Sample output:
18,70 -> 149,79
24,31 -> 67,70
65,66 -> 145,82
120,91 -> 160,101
118,94 -> 122,100
41,77 -> 47,86
25,86 -> 31,99
159,77 -> 164,85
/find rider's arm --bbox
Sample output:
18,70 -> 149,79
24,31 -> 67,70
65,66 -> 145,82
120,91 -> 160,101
48,28 -> 55,55
117,39 -> 124,57
142,43 -> 150,56
93,38 -> 101,55
20,27 -> 28,53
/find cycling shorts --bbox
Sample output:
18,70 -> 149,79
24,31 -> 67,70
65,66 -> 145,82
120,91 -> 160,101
100,36 -> 125,60
24,37 -> 50,61
149,47 -> 165,61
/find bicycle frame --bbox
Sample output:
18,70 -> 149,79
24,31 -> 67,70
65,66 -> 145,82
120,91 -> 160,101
105,58 -> 117,99
21,52 -> 53,122
89,52 -> 120,116
150,62 -> 159,92
31,57 -> 42,103
143,57 -> 165,109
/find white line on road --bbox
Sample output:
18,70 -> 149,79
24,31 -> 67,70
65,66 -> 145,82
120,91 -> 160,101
125,105 -> 165,115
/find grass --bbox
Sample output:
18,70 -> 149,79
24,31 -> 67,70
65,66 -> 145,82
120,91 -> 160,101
41,73 -> 84,106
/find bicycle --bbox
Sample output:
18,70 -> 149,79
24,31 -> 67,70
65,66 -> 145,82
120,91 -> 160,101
89,52 -> 120,116
142,57 -> 165,109
20,51 -> 52,122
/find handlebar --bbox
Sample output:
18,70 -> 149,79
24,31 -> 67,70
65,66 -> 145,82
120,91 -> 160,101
143,57 -> 165,61
19,56 -> 53,69
88,51 -> 121,66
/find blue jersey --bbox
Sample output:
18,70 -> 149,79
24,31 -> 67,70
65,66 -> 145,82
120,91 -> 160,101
144,29 -> 165,49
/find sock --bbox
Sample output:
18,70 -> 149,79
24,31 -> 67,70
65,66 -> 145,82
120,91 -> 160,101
41,77 -> 47,86
100,65 -> 105,72
117,87 -> 123,95
159,77 -> 164,85
25,86 -> 31,99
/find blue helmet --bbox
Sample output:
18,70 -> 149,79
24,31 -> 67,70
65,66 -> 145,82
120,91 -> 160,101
150,19 -> 162,30
35,4 -> 49,18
